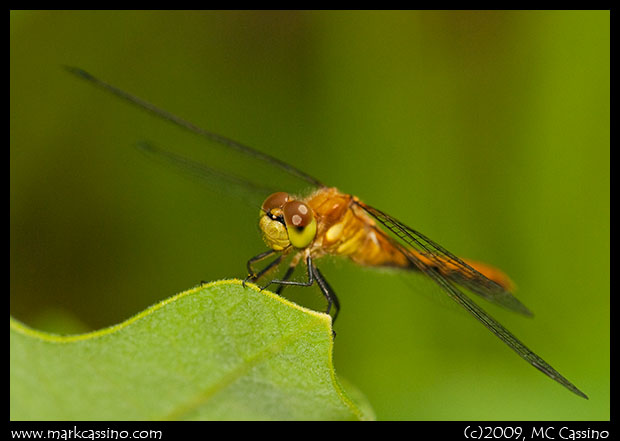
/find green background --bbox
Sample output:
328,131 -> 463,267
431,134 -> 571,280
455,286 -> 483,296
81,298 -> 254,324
10,11 -> 609,420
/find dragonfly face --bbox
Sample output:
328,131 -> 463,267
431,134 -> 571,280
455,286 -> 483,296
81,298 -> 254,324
66,66 -> 588,400
260,192 -> 317,250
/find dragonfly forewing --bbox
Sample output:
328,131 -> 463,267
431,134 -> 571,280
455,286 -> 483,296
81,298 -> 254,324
356,201 -> 533,316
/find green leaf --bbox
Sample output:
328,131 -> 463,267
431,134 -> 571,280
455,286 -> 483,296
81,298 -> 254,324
10,280 -> 374,420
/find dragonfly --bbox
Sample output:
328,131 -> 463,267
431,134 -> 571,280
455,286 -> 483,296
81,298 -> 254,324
66,67 -> 587,399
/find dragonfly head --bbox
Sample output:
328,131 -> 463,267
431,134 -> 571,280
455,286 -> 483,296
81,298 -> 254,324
259,192 -> 317,250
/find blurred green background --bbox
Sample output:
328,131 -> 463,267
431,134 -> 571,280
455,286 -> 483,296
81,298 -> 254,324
10,11 -> 609,420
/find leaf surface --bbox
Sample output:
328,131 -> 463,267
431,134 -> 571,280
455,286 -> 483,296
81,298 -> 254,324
10,280 -> 372,420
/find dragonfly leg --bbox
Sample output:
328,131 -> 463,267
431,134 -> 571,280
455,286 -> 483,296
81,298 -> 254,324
262,256 -> 340,335
312,265 -> 340,325
261,255 -> 314,292
244,254 -> 283,288
243,250 -> 277,287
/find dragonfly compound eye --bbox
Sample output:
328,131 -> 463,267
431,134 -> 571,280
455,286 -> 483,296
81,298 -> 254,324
261,192 -> 290,213
259,192 -> 293,251
283,200 -> 317,249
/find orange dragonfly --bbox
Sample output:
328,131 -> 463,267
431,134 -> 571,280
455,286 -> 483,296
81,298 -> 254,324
66,67 -> 587,399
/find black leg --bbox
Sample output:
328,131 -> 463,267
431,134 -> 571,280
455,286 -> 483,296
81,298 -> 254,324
244,254 -> 283,287
312,265 -> 340,325
259,255 -> 341,335
243,250 -> 276,288
261,255 -> 314,292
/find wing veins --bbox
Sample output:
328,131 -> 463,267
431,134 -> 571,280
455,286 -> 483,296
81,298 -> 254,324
360,202 -> 497,287
65,66 -> 325,189
357,201 -> 532,315
136,141 -> 279,207
425,266 -> 588,399
356,201 -> 586,398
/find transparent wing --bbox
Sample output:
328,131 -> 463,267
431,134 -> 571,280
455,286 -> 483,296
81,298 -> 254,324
135,141 -> 280,209
65,66 -> 325,205
357,200 -> 587,399
357,201 -> 532,316
425,265 -> 588,399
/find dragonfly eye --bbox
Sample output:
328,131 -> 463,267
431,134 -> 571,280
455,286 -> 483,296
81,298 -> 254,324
261,192 -> 290,213
258,193 -> 316,250
283,201 -> 317,249
259,193 -> 292,251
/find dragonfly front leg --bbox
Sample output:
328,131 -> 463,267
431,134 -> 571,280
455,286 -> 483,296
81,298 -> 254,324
243,250 -> 278,287
262,255 -> 341,330
261,255 -> 313,292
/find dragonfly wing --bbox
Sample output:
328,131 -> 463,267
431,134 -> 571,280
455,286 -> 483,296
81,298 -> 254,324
424,266 -> 588,399
66,66 -> 326,192
444,272 -> 531,317
357,200 -> 586,398
356,201 -> 533,316
136,141 -> 280,209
